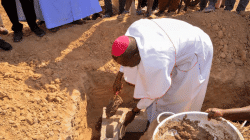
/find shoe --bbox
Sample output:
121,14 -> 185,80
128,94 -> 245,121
204,5 -> 215,13
122,10 -> 129,14
0,39 -> 12,51
83,16 -> 91,20
199,7 -> 205,12
91,13 -> 101,20
13,31 -> 23,42
32,27 -> 46,37
103,14 -> 111,18
155,11 -> 164,16
0,26 -> 8,35
49,27 -> 59,32
145,11 -> 152,17
71,19 -> 86,25
136,10 -> 143,15
37,20 -> 45,26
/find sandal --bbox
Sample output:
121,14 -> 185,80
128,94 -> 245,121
204,5 -> 215,13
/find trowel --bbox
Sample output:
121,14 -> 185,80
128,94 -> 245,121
106,91 -> 123,118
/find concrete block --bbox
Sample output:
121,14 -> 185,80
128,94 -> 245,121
101,107 -> 121,140
101,107 -> 148,140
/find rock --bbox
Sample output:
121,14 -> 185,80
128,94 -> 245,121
34,83 -> 41,89
226,55 -> 233,63
34,97 -> 42,104
46,93 -> 59,102
54,97 -> 62,103
202,21 -> 206,26
234,59 -> 243,66
240,50 -> 246,61
219,40 -> 224,46
3,72 -> 13,78
45,36 -> 51,41
19,116 -> 26,121
218,31 -> 224,38
223,45 -> 228,52
49,131 -> 54,136
36,37 -> 41,41
26,113 -> 34,125
45,85 -> 57,92
66,136 -> 72,140
54,78 -> 61,84
44,69 -> 53,76
223,39 -> 228,45
220,53 -> 226,59
34,118 -> 39,124
15,75 -> 22,81
222,27 -> 226,32
207,23 -> 211,28
33,74 -> 41,79
213,24 -> 219,31
9,120 -> 15,124
0,91 -> 7,99
53,120 -> 61,125
0,110 -> 7,115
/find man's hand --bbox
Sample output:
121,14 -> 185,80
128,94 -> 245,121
123,111 -> 136,127
205,108 -> 224,121
123,107 -> 141,127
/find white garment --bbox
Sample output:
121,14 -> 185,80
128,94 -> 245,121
123,18 -> 213,122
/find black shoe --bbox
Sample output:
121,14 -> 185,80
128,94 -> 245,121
71,19 -> 86,25
13,31 -> 23,42
37,20 -> 45,26
32,27 -> 46,37
49,27 -> 59,32
198,8 -> 205,11
0,39 -> 12,51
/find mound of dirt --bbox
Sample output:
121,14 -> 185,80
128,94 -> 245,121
0,0 -> 249,140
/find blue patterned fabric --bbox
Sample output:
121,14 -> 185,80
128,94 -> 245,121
16,0 -> 102,29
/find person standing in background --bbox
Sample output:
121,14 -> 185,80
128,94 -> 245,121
1,0 -> 46,42
0,14 -> 12,51
103,0 -> 127,17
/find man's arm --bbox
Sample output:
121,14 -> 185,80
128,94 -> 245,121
206,106 -> 250,121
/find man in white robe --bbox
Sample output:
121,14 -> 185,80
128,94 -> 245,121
111,18 -> 213,135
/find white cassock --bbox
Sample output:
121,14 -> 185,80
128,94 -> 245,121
121,18 -> 213,123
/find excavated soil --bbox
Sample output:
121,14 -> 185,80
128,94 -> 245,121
0,0 -> 250,140
155,115 -> 231,140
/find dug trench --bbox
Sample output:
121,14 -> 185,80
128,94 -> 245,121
0,1 -> 250,140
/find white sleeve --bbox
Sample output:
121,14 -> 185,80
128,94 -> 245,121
137,98 -> 155,109
119,66 -> 124,72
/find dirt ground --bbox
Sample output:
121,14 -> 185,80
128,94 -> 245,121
0,0 -> 250,140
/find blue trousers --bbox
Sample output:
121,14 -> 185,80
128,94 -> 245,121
1,0 -> 37,32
